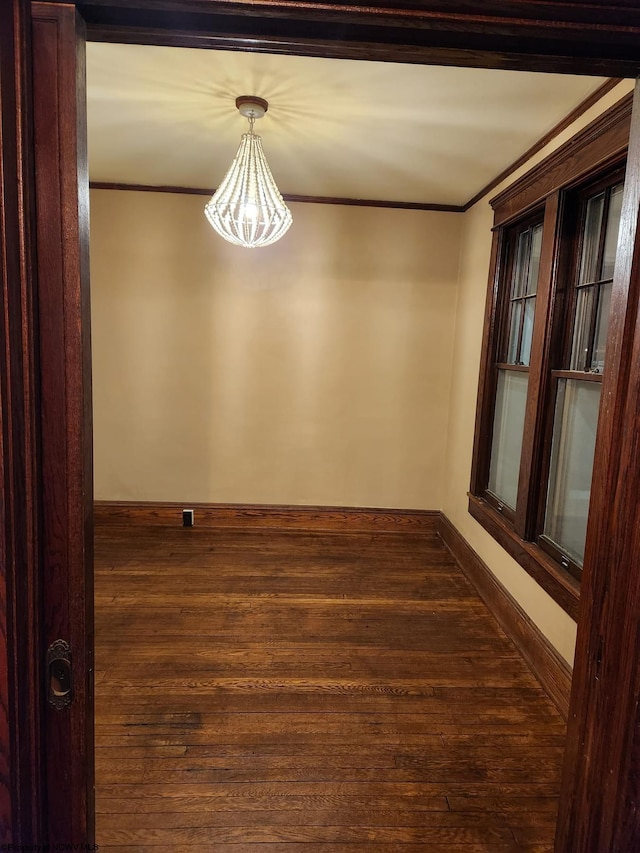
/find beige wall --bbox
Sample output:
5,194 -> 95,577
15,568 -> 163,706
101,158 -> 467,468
91,81 -> 633,665
441,81 -> 634,666
90,190 -> 462,508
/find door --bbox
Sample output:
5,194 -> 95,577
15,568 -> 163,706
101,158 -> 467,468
32,1 -> 94,841
0,0 -> 45,841
2,3 -> 92,840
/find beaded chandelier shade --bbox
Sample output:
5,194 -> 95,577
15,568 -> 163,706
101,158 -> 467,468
204,96 -> 292,249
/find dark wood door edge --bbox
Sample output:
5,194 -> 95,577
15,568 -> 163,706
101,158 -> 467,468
438,514 -> 572,720
93,501 -> 440,534
32,3 -> 95,843
0,0 -> 45,841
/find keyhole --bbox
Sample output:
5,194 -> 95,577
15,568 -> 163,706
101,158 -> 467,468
50,658 -> 71,696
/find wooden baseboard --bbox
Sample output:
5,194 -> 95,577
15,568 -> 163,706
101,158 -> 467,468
93,501 -> 440,534
437,513 -> 572,721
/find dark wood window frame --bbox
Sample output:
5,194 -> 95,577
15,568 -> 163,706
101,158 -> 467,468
469,92 -> 633,621
483,211 -> 544,524
535,167 -> 625,576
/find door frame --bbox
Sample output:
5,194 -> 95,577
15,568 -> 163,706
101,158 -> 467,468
4,0 -> 640,847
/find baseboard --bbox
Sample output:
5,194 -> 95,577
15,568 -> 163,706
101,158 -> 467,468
93,501 -> 440,534
437,513 -> 572,721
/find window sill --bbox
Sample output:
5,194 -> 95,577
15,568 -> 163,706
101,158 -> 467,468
468,493 -> 580,620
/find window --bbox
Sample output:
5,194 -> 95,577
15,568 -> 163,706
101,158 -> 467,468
539,178 -> 624,573
487,219 -> 543,514
469,93 -> 631,617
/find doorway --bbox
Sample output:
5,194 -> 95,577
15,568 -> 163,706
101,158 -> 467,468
6,2 -> 640,848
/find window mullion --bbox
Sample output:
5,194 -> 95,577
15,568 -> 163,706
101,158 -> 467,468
514,191 -> 562,539
514,296 -> 526,362
515,229 -> 533,362
585,283 -> 604,370
584,189 -> 612,369
595,187 -> 612,282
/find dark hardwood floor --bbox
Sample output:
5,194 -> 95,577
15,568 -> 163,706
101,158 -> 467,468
94,522 -> 566,852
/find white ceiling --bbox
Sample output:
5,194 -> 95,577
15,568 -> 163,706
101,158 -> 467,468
86,43 -> 608,207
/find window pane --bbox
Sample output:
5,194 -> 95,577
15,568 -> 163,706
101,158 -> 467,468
544,379 -> 601,565
578,192 -> 605,285
602,183 -> 624,281
570,285 -> 596,371
526,224 -> 543,295
507,301 -> 522,364
520,297 -> 536,366
488,370 -> 529,510
512,230 -> 531,298
592,281 -> 612,372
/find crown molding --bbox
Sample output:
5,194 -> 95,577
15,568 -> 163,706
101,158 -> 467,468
490,90 -> 632,226
88,182 -> 465,213
463,78 -> 625,211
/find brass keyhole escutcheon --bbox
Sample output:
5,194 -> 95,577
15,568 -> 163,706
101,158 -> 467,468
47,639 -> 72,709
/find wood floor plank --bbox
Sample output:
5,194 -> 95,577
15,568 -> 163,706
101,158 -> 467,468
98,825 -> 517,843
96,808 -> 552,829
93,749 -> 563,785
95,783 -> 560,806
94,522 -> 565,851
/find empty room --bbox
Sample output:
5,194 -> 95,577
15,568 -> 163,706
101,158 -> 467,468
86,41 -> 631,851
5,3 -> 640,850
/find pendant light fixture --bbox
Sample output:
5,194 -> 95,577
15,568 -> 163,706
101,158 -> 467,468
204,96 -> 293,249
